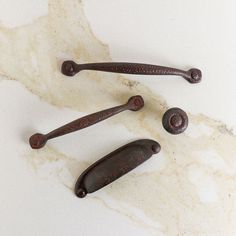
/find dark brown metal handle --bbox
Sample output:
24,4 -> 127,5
29,95 -> 144,149
61,61 -> 202,83
75,139 -> 161,198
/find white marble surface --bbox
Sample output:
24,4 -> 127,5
0,0 -> 236,235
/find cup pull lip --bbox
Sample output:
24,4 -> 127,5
61,61 -> 202,84
29,95 -> 144,149
75,139 -> 161,198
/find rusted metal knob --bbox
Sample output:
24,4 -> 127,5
162,108 -> 188,134
29,95 -> 144,149
75,139 -> 161,198
61,61 -> 202,84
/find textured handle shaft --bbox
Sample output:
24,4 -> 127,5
79,62 -> 185,75
46,104 -> 127,140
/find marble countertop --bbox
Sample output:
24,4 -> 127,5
0,0 -> 236,235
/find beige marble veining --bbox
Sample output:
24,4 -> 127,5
0,0 -> 236,235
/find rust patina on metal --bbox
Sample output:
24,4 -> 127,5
61,61 -> 202,83
162,107 -> 188,135
75,139 -> 161,198
29,95 -> 144,149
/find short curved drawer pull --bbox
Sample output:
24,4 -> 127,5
61,61 -> 202,83
75,139 -> 161,198
29,95 -> 144,149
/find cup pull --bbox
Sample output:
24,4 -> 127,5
61,61 -> 202,83
75,139 -> 161,198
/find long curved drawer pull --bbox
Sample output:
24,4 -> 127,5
61,61 -> 202,83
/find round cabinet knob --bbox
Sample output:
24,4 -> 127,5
162,108 -> 188,135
